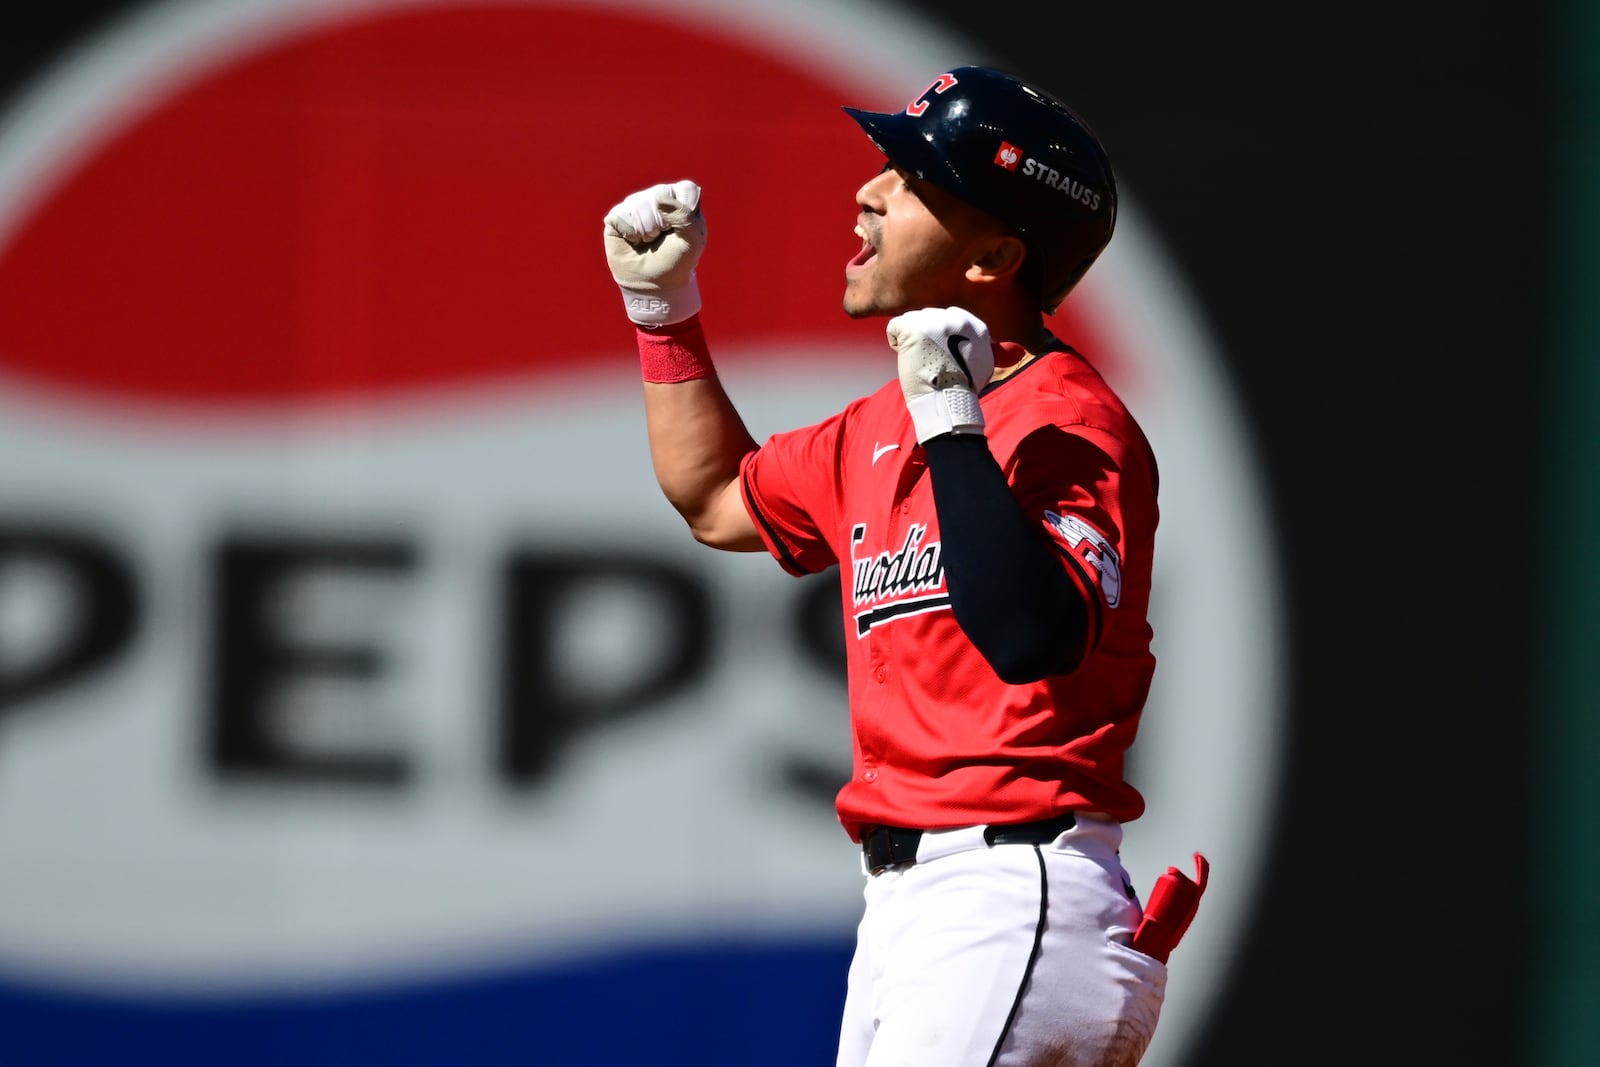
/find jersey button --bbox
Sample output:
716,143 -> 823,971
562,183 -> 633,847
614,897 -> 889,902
863,770 -> 878,783
873,666 -> 887,683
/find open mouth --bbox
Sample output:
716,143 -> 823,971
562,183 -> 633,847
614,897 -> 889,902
846,223 -> 878,273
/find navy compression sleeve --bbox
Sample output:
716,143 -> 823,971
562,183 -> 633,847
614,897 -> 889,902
921,434 -> 1090,683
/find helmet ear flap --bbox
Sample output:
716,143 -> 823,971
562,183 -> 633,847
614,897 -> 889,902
1017,243 -> 1050,312
1042,255 -> 1097,314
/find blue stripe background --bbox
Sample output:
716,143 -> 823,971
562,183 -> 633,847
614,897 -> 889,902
0,938 -> 855,1067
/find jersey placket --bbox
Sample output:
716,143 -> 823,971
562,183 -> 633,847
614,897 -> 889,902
856,447 -> 930,790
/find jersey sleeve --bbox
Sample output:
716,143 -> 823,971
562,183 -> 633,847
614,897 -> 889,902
1005,420 -> 1158,648
738,405 -> 854,576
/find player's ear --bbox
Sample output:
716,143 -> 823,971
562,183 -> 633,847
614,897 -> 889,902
966,232 -> 1028,287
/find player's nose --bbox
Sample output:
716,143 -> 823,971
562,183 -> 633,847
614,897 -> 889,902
854,164 -> 893,213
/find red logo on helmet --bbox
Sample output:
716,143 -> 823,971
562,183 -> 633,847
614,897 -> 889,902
906,72 -> 958,117
994,142 -> 1022,171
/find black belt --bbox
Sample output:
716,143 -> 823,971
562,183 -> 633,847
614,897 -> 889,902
860,812 -> 1078,875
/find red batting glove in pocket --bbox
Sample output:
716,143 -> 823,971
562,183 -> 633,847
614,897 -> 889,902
1131,852 -> 1210,964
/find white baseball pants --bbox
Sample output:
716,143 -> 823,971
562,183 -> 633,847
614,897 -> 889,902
835,814 -> 1167,1067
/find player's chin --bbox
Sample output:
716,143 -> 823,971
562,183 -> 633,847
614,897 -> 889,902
841,284 -> 869,319
841,279 -> 890,320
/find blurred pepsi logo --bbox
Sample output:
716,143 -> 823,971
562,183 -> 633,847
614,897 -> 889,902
0,2 -> 1286,1065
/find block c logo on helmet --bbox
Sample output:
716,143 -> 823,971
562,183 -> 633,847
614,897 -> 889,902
905,71 -> 958,116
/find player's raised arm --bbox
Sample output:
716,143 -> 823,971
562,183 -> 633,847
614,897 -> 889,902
602,180 -> 762,552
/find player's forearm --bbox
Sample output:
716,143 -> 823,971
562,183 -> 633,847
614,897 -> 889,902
886,308 -> 1087,682
923,434 -> 1090,681
603,183 -> 761,551
641,377 -> 762,550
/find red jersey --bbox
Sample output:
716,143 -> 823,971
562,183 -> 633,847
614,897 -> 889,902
739,343 -> 1159,841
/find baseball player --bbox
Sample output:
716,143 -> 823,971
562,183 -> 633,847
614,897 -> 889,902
602,66 -> 1201,1067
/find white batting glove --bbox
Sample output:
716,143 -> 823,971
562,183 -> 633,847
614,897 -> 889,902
887,307 -> 995,442
603,179 -> 707,326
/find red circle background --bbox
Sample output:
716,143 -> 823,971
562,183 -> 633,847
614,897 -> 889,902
0,3 -> 1109,404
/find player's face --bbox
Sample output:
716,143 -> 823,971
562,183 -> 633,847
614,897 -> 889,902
844,163 -> 1001,319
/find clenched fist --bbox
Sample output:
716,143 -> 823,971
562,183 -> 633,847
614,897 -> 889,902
603,180 -> 707,326
887,306 -> 995,442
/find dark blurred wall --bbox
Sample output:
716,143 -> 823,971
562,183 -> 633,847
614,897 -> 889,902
0,2 -> 1561,1066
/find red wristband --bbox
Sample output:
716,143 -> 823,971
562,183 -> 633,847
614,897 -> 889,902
636,315 -> 716,383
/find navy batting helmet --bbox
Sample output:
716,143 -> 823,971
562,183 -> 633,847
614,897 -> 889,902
843,66 -> 1118,313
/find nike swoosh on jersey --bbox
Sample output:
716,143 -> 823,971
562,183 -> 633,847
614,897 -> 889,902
872,442 -> 900,465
